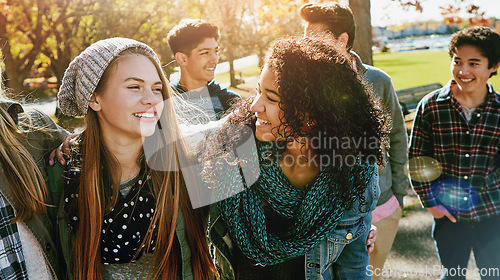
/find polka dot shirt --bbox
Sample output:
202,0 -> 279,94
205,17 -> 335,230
64,154 -> 158,264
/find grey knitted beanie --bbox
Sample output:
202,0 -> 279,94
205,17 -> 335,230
57,37 -> 161,117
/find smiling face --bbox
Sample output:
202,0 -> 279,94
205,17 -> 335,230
451,44 -> 499,97
178,37 -> 219,90
250,65 -> 285,141
90,53 -> 164,142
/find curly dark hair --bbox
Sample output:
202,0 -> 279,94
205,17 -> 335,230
449,26 -> 500,77
201,36 -> 390,206
268,37 -> 389,164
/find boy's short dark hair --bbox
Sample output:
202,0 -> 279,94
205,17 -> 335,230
299,2 -> 355,50
449,26 -> 500,76
167,19 -> 220,56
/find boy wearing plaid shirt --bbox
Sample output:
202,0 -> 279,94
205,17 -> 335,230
410,26 -> 500,279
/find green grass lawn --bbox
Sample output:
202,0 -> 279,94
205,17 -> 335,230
373,50 -> 500,91
214,65 -> 262,85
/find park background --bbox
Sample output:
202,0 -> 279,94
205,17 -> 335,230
2,0 -> 500,279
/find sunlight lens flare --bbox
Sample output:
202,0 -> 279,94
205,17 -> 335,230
429,179 -> 479,215
408,156 -> 443,183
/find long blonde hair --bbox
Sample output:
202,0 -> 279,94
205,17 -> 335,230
71,47 -> 216,280
0,79 -> 48,221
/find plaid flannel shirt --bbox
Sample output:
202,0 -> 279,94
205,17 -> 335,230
409,80 -> 500,222
0,195 -> 28,279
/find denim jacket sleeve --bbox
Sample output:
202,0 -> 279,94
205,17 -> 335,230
305,167 -> 379,280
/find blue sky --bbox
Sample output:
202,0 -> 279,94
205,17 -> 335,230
370,0 -> 500,26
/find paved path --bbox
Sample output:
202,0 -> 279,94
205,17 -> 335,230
383,192 -> 481,279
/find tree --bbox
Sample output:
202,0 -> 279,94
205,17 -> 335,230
0,0 -> 97,95
206,0 -> 252,87
350,0 -> 373,65
41,2 -> 98,89
1,0 -> 50,93
246,0 -> 306,68
0,0 -> 188,96
89,0 -> 177,53
348,0 -> 490,66
440,3 -> 491,27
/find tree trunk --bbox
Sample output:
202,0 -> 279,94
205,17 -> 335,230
1,3 -> 46,96
229,59 -> 237,88
1,37 -> 30,97
349,0 -> 373,65
257,47 -> 266,69
3,68 -> 26,96
50,55 -> 71,88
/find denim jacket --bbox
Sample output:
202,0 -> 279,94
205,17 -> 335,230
208,167 -> 379,280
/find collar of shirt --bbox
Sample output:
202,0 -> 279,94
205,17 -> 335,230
437,79 -> 499,105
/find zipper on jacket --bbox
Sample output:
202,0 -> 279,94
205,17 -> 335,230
208,215 -> 235,278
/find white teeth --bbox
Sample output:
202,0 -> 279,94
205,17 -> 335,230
134,113 -> 155,118
461,78 -> 473,82
257,118 -> 271,125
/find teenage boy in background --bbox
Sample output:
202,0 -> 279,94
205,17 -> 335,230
410,26 -> 500,279
167,19 -> 241,121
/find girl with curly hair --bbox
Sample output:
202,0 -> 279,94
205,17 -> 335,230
204,36 -> 390,280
